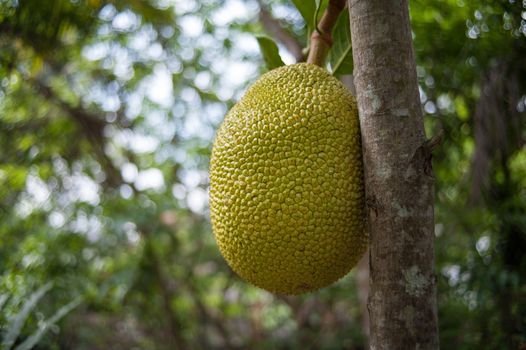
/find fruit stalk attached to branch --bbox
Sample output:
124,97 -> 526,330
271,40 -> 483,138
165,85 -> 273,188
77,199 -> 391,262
307,0 -> 347,66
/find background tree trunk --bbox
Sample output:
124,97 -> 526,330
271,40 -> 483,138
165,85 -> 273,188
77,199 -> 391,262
348,1 -> 439,348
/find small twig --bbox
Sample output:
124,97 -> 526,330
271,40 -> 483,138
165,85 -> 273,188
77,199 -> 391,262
306,0 -> 347,66
424,129 -> 445,153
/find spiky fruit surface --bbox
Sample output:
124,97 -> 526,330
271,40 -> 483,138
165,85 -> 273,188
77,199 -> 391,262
209,63 -> 366,295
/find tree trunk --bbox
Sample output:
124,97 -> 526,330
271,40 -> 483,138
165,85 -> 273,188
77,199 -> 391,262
356,253 -> 370,348
348,1 -> 439,348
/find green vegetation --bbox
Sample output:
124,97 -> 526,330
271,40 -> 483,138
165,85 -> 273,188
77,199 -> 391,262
0,0 -> 524,348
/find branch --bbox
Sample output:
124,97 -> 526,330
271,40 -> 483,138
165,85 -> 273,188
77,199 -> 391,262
32,79 -> 124,187
307,0 -> 347,66
424,129 -> 445,153
256,1 -> 304,62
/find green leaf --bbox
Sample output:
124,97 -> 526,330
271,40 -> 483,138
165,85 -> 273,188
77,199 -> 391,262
313,0 -> 323,30
0,294 -> 9,312
291,0 -> 327,30
256,36 -> 285,70
1,282 -> 53,350
291,0 -> 316,29
13,298 -> 82,350
329,10 -> 353,76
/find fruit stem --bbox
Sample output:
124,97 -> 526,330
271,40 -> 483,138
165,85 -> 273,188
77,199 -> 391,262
306,0 -> 347,67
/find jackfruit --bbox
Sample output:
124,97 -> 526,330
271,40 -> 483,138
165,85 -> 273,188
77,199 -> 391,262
209,63 -> 366,295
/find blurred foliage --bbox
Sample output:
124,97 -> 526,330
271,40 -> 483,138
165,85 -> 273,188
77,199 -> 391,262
411,1 -> 526,348
0,0 -> 525,349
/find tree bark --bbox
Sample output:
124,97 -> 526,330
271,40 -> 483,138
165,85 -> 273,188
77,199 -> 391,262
356,253 -> 370,348
348,1 -> 439,348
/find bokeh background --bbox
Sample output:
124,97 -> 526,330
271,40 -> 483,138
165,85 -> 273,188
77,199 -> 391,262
0,0 -> 525,349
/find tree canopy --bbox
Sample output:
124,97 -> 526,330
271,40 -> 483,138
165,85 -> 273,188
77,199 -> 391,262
0,0 -> 524,349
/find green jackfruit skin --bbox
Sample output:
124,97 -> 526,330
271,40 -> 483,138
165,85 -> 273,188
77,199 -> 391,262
209,63 -> 366,295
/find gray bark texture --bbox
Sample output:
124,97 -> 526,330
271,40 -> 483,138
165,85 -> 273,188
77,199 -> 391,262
347,1 -> 439,349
